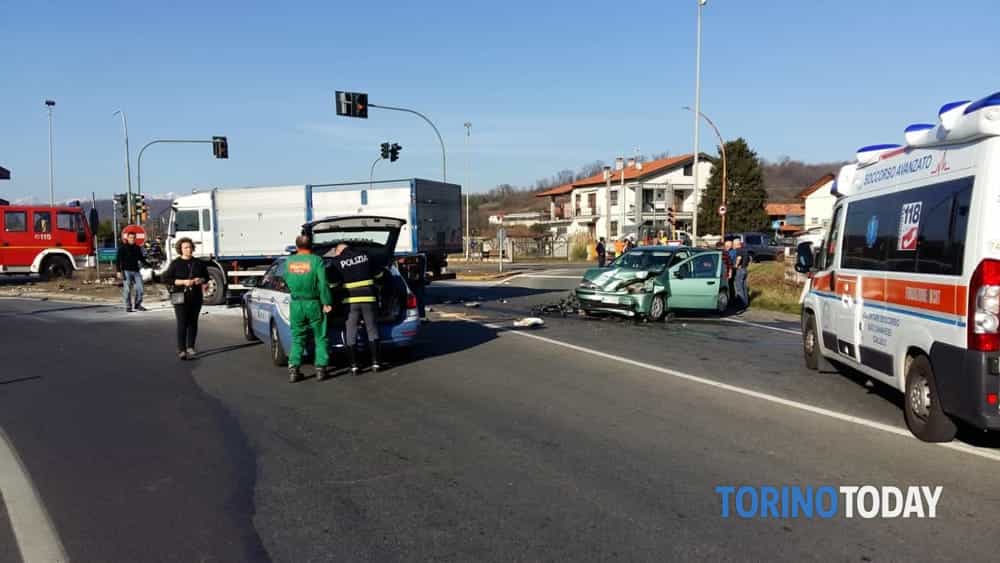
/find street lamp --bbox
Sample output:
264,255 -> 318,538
683,106 -> 727,240
691,0 -> 708,241
45,100 -> 56,207
602,165 -> 613,241
464,121 -> 472,260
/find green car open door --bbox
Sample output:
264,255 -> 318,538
667,251 -> 727,311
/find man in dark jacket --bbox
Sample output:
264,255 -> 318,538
596,237 -> 607,267
116,232 -> 147,312
331,243 -> 382,374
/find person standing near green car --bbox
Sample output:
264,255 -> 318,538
284,234 -> 334,383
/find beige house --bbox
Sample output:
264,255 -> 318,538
535,154 -> 713,240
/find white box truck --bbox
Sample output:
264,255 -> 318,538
157,178 -> 462,304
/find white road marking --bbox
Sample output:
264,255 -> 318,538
720,317 -> 801,335
483,322 -> 1000,463
0,428 -> 69,562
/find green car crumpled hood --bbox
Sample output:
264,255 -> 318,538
581,267 -> 658,292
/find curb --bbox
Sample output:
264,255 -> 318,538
454,271 -> 523,282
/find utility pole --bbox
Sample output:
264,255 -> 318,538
45,100 -> 56,208
464,121 -> 472,260
113,110 -> 133,214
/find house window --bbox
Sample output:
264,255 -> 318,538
611,189 -> 619,206
683,163 -> 693,176
611,221 -> 619,237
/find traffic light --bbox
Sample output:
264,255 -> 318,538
134,194 -> 145,224
335,91 -> 368,118
389,143 -> 401,162
212,136 -> 229,159
667,206 -> 675,226
380,142 -> 390,159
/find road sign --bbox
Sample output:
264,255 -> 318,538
718,205 -> 727,216
121,224 -> 146,245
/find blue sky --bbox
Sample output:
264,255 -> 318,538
2,0 -> 998,201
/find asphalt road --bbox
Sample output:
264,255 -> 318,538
3,269 -> 1000,561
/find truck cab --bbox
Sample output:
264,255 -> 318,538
0,199 -> 95,279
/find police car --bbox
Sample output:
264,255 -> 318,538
797,90 -> 1000,442
241,216 -> 420,366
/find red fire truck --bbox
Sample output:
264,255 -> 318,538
0,199 -> 96,279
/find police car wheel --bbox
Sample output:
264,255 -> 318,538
270,322 -> 288,367
242,304 -> 258,342
803,313 -> 821,370
903,355 -> 957,442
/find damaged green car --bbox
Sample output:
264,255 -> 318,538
575,246 -> 729,321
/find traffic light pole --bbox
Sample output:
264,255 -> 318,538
369,157 -> 384,190
136,139 -> 215,216
369,104 -> 447,182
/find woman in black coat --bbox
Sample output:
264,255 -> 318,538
162,237 -> 209,360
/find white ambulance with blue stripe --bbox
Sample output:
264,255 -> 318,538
797,91 -> 1000,442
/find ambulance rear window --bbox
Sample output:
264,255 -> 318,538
841,175 -> 973,275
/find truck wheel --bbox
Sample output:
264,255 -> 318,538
242,304 -> 258,342
904,355 -> 957,442
40,255 -> 73,281
648,294 -> 666,322
803,312 -> 821,370
203,267 -> 227,306
270,321 -> 288,367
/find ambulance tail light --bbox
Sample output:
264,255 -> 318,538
969,259 -> 1000,352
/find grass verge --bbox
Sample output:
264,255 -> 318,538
747,261 -> 803,316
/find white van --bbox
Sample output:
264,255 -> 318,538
797,91 -> 1000,442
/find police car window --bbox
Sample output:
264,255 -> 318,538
4,211 -> 26,232
174,210 -> 200,231
313,229 -> 391,247
260,262 -> 281,290
34,212 -> 52,233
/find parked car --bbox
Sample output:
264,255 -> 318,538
725,232 -> 780,261
242,215 -> 420,366
575,246 -> 729,320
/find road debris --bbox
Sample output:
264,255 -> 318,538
513,317 -> 544,328
530,292 -> 581,317
464,301 -> 481,308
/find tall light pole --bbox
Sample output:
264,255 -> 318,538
684,106 -> 727,240
602,165 -> 613,242
464,121 -> 472,260
112,110 -> 133,210
691,0 -> 707,241
45,100 -> 56,207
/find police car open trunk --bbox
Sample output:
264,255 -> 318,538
307,215 -> 409,322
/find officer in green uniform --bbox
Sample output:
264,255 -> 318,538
283,234 -> 333,383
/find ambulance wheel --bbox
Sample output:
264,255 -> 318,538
242,304 -> 258,342
803,313 -> 821,370
270,321 -> 288,367
203,267 -> 227,306
904,355 -> 957,442
41,255 -> 72,281
648,294 -> 666,322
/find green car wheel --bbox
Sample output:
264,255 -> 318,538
648,294 -> 666,322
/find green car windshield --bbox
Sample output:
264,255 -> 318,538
612,250 -> 676,272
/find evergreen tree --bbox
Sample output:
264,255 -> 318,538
696,137 -> 770,235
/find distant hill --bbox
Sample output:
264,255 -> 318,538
761,158 -> 848,202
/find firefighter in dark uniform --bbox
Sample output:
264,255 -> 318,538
331,242 -> 382,374
283,235 -> 333,383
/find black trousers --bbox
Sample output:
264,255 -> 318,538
345,303 -> 378,345
174,297 -> 202,350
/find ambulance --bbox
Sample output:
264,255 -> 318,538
796,90 -> 1000,442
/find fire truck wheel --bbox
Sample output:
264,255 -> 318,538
904,354 -> 957,443
203,267 -> 227,306
40,255 -> 73,281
